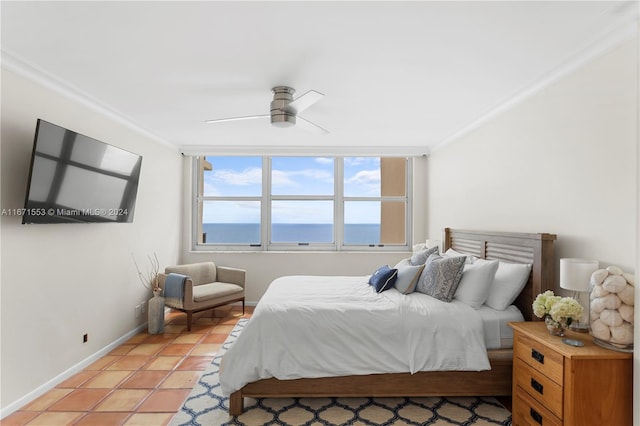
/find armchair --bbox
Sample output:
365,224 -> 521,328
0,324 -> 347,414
158,261 -> 245,331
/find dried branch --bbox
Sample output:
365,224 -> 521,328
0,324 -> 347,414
132,252 -> 160,291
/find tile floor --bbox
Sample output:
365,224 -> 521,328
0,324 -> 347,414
2,305 -> 253,426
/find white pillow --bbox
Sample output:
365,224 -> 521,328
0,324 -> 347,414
410,245 -> 439,266
454,259 -> 499,309
393,259 -> 425,294
412,243 -> 427,252
484,262 -> 532,310
443,248 -> 477,264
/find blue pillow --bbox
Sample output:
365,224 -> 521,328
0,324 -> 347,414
369,265 -> 398,293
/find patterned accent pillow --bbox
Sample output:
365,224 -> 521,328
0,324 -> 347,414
368,265 -> 398,293
415,253 -> 467,302
410,245 -> 439,266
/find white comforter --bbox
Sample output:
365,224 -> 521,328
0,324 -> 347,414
219,275 -> 490,395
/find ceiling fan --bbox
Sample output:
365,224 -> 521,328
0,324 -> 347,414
205,86 -> 328,134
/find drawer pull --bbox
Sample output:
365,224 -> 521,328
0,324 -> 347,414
531,348 -> 544,364
530,408 -> 543,424
530,378 -> 544,394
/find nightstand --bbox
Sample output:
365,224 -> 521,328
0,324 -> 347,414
509,322 -> 632,426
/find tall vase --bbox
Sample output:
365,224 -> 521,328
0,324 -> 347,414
148,290 -> 165,334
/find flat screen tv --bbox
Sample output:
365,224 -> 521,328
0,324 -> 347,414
22,119 -> 142,224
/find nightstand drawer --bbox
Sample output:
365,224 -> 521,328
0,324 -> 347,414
513,387 -> 562,426
510,322 -> 633,426
514,358 -> 563,418
514,333 -> 563,385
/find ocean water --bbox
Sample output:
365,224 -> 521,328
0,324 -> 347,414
202,223 -> 380,244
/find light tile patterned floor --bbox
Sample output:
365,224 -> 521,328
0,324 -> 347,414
2,305 -> 253,426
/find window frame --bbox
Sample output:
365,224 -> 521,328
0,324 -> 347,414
191,155 -> 412,252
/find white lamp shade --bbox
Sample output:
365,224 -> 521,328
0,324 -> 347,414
559,258 -> 599,292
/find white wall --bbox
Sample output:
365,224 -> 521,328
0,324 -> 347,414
0,69 -> 182,414
429,37 -> 638,422
428,38 -> 637,272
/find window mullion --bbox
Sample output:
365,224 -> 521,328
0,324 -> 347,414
263,156 -> 270,248
336,157 -> 344,250
201,196 -> 262,202
270,195 -> 334,201
405,158 -> 413,248
192,157 -> 201,248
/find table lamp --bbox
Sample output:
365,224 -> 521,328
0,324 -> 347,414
559,258 -> 599,332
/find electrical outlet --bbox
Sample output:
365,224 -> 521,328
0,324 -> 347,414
135,304 -> 141,318
83,333 -> 88,343
141,301 -> 147,315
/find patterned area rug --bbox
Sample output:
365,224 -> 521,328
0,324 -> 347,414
170,319 -> 512,426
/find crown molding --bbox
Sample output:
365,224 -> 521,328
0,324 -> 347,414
179,144 -> 429,157
1,49 -> 177,151
432,19 -> 638,153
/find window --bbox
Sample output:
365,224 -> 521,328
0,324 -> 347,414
343,157 -> 407,246
271,157 -> 334,245
194,156 -> 410,251
197,156 -> 262,245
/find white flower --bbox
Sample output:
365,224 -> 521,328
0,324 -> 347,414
549,297 -> 583,324
532,290 -> 561,318
533,290 -> 582,325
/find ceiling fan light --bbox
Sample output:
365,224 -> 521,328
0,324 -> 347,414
271,113 -> 296,128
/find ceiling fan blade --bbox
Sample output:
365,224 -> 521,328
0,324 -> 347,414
205,114 -> 269,124
297,116 -> 329,135
283,90 -> 324,115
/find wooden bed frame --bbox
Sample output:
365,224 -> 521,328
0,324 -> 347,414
229,228 -> 557,415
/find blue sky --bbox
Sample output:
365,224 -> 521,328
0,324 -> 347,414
202,156 -> 381,223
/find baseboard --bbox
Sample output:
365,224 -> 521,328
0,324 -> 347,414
0,323 -> 148,419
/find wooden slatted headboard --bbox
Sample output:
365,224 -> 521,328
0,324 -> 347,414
443,228 -> 557,321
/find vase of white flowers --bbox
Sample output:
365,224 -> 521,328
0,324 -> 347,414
533,290 -> 583,337
544,315 -> 567,336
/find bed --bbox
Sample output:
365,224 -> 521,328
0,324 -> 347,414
224,228 -> 556,415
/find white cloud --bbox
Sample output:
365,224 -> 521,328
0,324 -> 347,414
272,169 -> 297,186
203,181 -> 220,196
345,157 -> 379,167
213,167 -> 261,185
272,168 -> 333,188
345,169 -> 380,185
297,169 -> 333,180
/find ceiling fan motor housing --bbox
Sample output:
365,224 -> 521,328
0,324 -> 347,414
270,86 -> 296,127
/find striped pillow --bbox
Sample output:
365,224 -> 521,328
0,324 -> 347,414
368,265 -> 398,293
